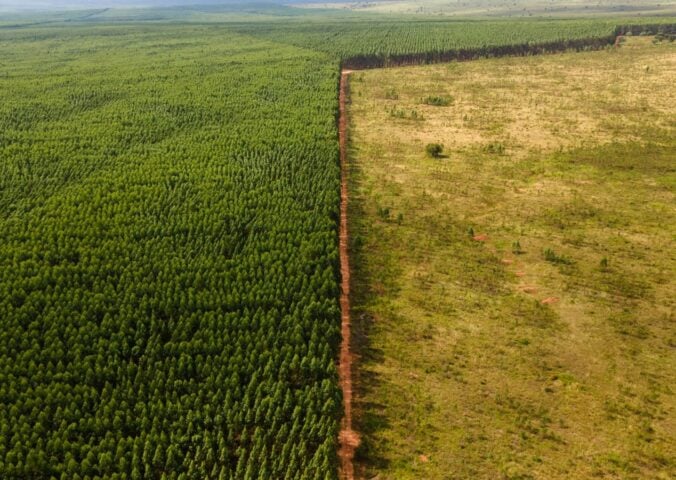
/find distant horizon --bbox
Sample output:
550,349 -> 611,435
0,0 -> 313,13
3,0 -> 676,15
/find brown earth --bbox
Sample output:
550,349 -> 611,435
338,69 -> 359,480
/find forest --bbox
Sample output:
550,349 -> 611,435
0,4 -> 674,480
0,25 -> 342,480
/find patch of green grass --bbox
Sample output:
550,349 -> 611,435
543,247 -> 573,265
557,141 -> 676,175
421,95 -> 453,106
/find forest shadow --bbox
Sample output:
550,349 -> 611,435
345,122 -> 391,476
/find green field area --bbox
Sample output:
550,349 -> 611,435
0,24 -> 343,480
347,37 -> 675,479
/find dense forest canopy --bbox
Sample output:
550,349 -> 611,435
0,24 -> 344,480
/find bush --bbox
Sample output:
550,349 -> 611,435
389,107 -> 424,120
485,142 -> 505,154
544,248 -> 572,265
425,143 -> 444,158
512,240 -> 523,254
422,95 -> 453,106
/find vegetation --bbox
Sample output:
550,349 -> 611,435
543,248 -> 573,265
421,95 -> 452,106
425,143 -> 444,158
348,37 -> 675,479
237,19 -> 674,68
0,25 -> 342,480
0,4 -> 674,479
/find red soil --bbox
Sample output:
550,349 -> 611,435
338,69 -> 359,480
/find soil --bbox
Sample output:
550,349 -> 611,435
338,69 -> 359,480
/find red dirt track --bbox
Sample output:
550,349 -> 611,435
338,69 -> 359,480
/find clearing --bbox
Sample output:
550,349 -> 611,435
348,36 -> 675,479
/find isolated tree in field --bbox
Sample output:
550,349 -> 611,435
426,143 -> 444,158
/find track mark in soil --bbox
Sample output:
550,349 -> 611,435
338,68 -> 359,480
541,297 -> 560,305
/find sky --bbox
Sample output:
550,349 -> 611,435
2,0 -> 674,14
0,0 -> 261,12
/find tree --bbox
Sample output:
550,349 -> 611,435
425,143 -> 444,158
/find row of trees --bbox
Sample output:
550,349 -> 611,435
0,25 -> 342,479
237,19 -> 675,69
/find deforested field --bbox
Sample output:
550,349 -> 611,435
0,4 -> 674,480
347,36 -> 675,479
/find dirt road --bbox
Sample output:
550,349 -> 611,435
338,68 -> 359,480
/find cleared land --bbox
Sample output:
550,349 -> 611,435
348,37 -> 675,479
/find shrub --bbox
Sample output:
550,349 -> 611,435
425,143 -> 444,158
544,248 -> 572,265
389,107 -> 424,120
422,95 -> 453,106
512,240 -> 523,254
485,142 -> 505,154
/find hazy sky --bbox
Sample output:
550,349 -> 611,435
0,0 -> 247,11
2,0 -> 674,14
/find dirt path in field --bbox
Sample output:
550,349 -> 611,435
338,68 -> 359,480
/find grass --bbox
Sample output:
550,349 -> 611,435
348,37 -> 675,479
